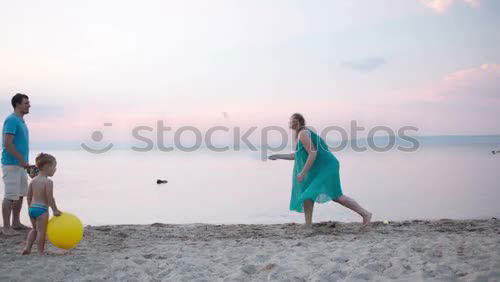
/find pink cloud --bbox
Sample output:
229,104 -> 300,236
391,64 -> 500,105
422,0 -> 454,14
369,63 -> 500,135
435,64 -> 500,101
421,0 -> 481,13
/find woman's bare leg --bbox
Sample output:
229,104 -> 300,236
333,195 -> 372,225
303,200 -> 314,227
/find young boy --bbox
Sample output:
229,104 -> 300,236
22,153 -> 62,255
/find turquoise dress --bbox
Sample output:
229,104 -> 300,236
290,128 -> 343,212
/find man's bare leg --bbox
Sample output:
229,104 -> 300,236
2,199 -> 18,235
12,197 -> 29,230
303,200 -> 314,227
35,213 -> 49,255
333,195 -> 372,225
22,217 -> 37,255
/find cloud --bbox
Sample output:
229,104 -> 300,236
341,57 -> 387,72
434,64 -> 500,101
398,63 -> 499,107
463,0 -> 480,7
375,63 -> 500,135
422,0 -> 454,13
421,0 -> 480,13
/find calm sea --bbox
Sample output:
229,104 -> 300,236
4,144 -> 499,226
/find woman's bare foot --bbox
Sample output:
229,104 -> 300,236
362,212 -> 372,225
21,248 -> 31,255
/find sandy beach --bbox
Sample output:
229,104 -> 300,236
1,219 -> 499,281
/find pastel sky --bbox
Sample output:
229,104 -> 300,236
0,0 -> 499,146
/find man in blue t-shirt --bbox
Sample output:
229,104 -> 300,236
1,93 -> 31,235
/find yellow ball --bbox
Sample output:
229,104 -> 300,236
47,212 -> 83,249
383,220 -> 390,224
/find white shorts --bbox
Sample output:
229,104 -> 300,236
2,165 -> 28,200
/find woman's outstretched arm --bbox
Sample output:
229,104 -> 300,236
268,153 -> 295,160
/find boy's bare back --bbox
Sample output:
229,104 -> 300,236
29,176 -> 53,206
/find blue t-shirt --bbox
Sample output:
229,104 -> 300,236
1,113 -> 30,166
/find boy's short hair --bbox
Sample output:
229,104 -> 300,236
35,153 -> 56,169
11,93 -> 29,109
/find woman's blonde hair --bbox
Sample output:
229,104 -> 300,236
35,153 -> 56,169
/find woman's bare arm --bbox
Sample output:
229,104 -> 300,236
298,130 -> 317,177
268,153 -> 295,161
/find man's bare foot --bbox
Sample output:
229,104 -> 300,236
21,248 -> 31,255
1,227 -> 19,236
362,212 -> 372,226
12,224 -> 31,230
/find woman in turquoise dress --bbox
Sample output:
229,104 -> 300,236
269,113 -> 372,226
